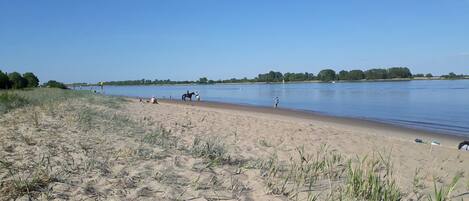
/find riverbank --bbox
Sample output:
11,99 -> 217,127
1,89 -> 469,200
158,99 -> 467,146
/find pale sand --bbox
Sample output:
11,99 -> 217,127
128,99 -> 469,198
1,94 -> 469,200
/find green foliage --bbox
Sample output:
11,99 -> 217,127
338,70 -> 365,81
257,71 -> 284,82
0,93 -> 30,113
345,155 -> 402,201
338,70 -> 349,80
191,136 -> 230,165
427,173 -> 462,201
101,67 -> 416,85
8,72 -> 27,89
318,69 -> 336,82
387,67 -> 412,78
284,72 -> 315,82
44,80 -> 67,89
23,72 -> 39,88
348,70 -> 365,80
425,73 -> 433,78
0,70 -> 10,89
442,72 -> 464,79
198,77 -> 208,84
365,69 -> 388,80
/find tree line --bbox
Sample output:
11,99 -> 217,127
93,67 -> 468,86
98,67 -> 414,85
0,70 -> 67,89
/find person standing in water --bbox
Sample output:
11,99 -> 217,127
195,91 -> 200,101
99,82 -> 104,93
274,97 -> 279,108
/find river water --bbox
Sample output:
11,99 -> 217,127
79,80 -> 469,137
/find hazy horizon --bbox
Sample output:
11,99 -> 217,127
1,0 -> 468,83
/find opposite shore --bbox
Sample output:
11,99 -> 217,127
76,77 -> 469,87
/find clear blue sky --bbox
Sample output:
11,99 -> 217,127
1,0 -> 468,83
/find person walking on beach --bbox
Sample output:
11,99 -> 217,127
274,97 -> 279,108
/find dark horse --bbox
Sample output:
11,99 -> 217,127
182,92 -> 195,101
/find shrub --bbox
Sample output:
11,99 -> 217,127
0,70 -> 10,89
8,72 -> 27,89
23,72 -> 39,88
44,80 -> 67,89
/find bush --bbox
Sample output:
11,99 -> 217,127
0,70 -> 10,89
8,72 -> 27,89
44,80 -> 67,89
23,72 -> 39,88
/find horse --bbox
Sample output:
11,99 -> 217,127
182,92 -> 195,101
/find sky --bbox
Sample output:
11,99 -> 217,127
0,0 -> 468,83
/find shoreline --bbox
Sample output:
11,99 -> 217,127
154,98 -> 467,146
76,78 -> 469,87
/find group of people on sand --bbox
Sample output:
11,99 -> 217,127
138,91 -> 283,109
139,96 -> 159,104
139,90 -> 202,104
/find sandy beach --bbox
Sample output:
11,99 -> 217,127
147,99 -> 469,183
1,90 -> 468,200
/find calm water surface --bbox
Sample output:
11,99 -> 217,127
81,80 -> 469,137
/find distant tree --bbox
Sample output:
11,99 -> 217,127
318,69 -> 336,82
0,70 -> 10,89
448,72 -> 457,79
338,70 -> 349,80
44,80 -> 67,89
257,71 -> 283,82
364,69 -> 388,80
413,74 -> 424,77
387,67 -> 412,78
305,72 -> 315,80
8,72 -> 27,89
425,73 -> 433,78
198,77 -> 208,84
22,72 -> 39,87
348,70 -> 365,80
